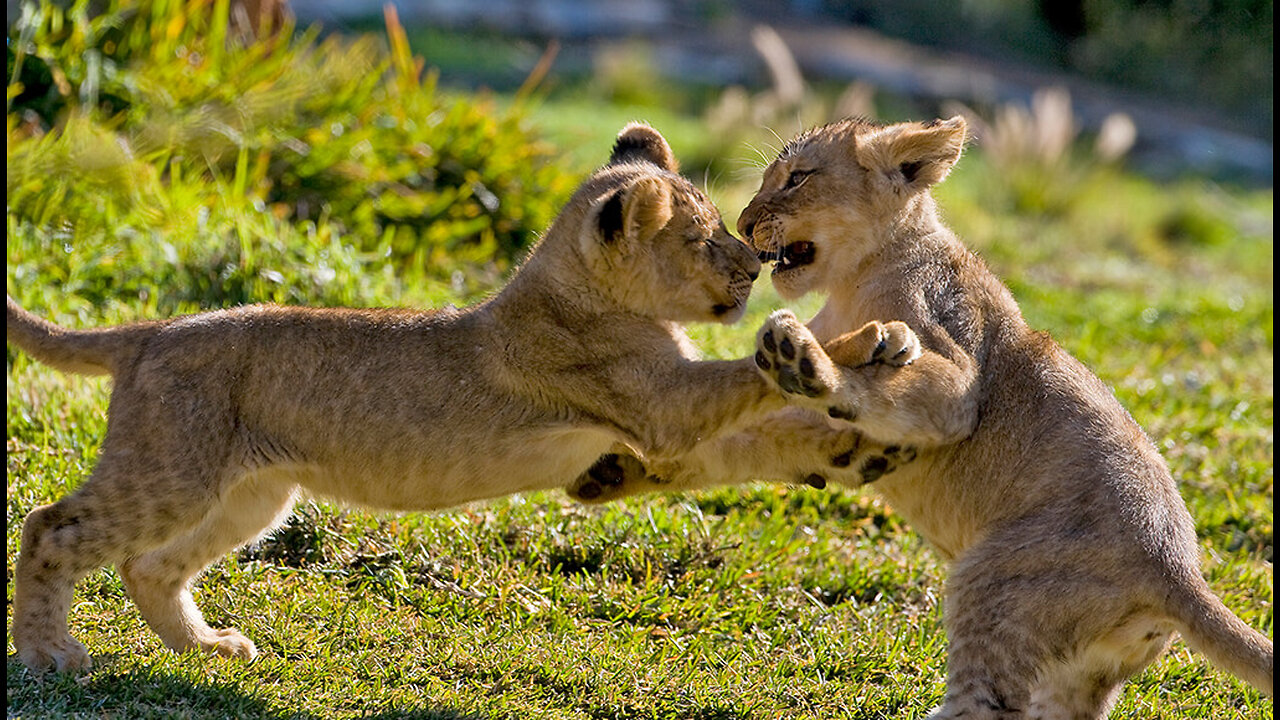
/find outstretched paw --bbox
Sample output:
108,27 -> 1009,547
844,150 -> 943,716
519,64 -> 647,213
755,310 -> 843,401
567,453 -> 664,504
835,443 -> 918,486
791,439 -> 919,490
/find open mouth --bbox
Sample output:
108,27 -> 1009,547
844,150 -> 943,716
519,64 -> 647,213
758,241 -> 816,274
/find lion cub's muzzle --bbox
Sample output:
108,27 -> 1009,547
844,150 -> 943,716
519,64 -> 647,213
739,209 -> 817,275
709,243 -> 761,321
711,267 -> 758,320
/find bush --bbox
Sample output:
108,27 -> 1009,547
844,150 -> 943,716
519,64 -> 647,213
6,0 -> 577,313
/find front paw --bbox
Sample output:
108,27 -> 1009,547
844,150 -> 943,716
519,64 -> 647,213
566,453 -> 664,504
875,321 -> 921,367
754,310 -> 842,401
836,320 -> 922,367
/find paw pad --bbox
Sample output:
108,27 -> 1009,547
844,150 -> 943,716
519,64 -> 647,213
755,310 -> 838,401
779,337 -> 795,360
588,454 -> 628,487
567,453 -> 658,504
828,406 -> 856,421
859,455 -> 890,483
857,445 -> 918,485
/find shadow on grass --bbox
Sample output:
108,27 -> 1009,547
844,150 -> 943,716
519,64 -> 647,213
7,653 -> 761,719
5,656 -> 485,720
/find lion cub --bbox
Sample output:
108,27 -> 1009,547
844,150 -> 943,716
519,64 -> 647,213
6,123 -> 831,673
738,116 -> 1272,716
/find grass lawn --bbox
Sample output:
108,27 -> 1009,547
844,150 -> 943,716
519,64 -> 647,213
6,71 -> 1273,720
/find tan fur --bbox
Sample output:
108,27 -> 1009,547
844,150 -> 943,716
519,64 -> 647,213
734,116 -> 1272,717
6,123 -> 825,673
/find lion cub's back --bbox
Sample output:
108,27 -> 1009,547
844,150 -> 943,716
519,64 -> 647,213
112,303 -> 496,434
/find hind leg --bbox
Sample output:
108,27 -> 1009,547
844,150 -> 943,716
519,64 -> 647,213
12,458 -> 222,672
929,530 -> 1170,720
119,473 -> 297,660
927,621 -> 1040,720
1028,617 -> 1172,720
928,556 -> 1065,718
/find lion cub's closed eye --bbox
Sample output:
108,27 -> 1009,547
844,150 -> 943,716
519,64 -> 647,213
736,115 -> 1272,717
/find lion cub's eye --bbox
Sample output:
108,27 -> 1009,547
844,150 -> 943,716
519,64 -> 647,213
784,170 -> 813,190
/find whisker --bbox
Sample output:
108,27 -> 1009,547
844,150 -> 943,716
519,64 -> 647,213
762,126 -> 786,155
744,141 -> 772,168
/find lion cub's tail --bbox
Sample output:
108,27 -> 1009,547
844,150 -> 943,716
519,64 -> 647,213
7,296 -> 154,376
1169,578 -> 1273,695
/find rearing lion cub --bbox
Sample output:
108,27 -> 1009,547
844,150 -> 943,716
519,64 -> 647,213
6,123 -> 849,673
739,116 -> 1271,716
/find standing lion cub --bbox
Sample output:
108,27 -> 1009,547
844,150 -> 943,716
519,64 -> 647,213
737,116 -> 1271,716
6,123 -> 845,673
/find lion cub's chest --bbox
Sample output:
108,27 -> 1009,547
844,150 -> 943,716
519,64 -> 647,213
806,299 -> 877,346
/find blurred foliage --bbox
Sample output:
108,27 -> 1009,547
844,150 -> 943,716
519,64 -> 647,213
6,0 -> 577,312
821,0 -> 1272,138
942,87 -> 1137,216
1070,0 -> 1270,132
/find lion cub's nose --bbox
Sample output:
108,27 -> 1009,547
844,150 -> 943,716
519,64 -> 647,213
738,217 -> 756,240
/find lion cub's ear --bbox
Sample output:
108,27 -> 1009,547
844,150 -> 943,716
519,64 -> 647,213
855,116 -> 967,191
609,122 -> 680,173
596,176 -> 674,246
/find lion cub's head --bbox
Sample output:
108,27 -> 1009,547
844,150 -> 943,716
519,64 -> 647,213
560,123 -> 760,324
738,116 -> 967,299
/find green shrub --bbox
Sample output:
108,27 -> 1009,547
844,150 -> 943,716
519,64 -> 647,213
6,0 -> 577,313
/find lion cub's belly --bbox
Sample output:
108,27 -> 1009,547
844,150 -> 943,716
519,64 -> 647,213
873,460 -> 973,560
287,426 -> 619,511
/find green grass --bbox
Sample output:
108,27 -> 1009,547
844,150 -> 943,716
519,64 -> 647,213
7,172 -> 1273,717
5,15 -> 1273,720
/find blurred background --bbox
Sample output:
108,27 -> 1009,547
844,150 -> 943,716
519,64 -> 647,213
296,0 -> 1274,180
5,0 -> 1273,308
